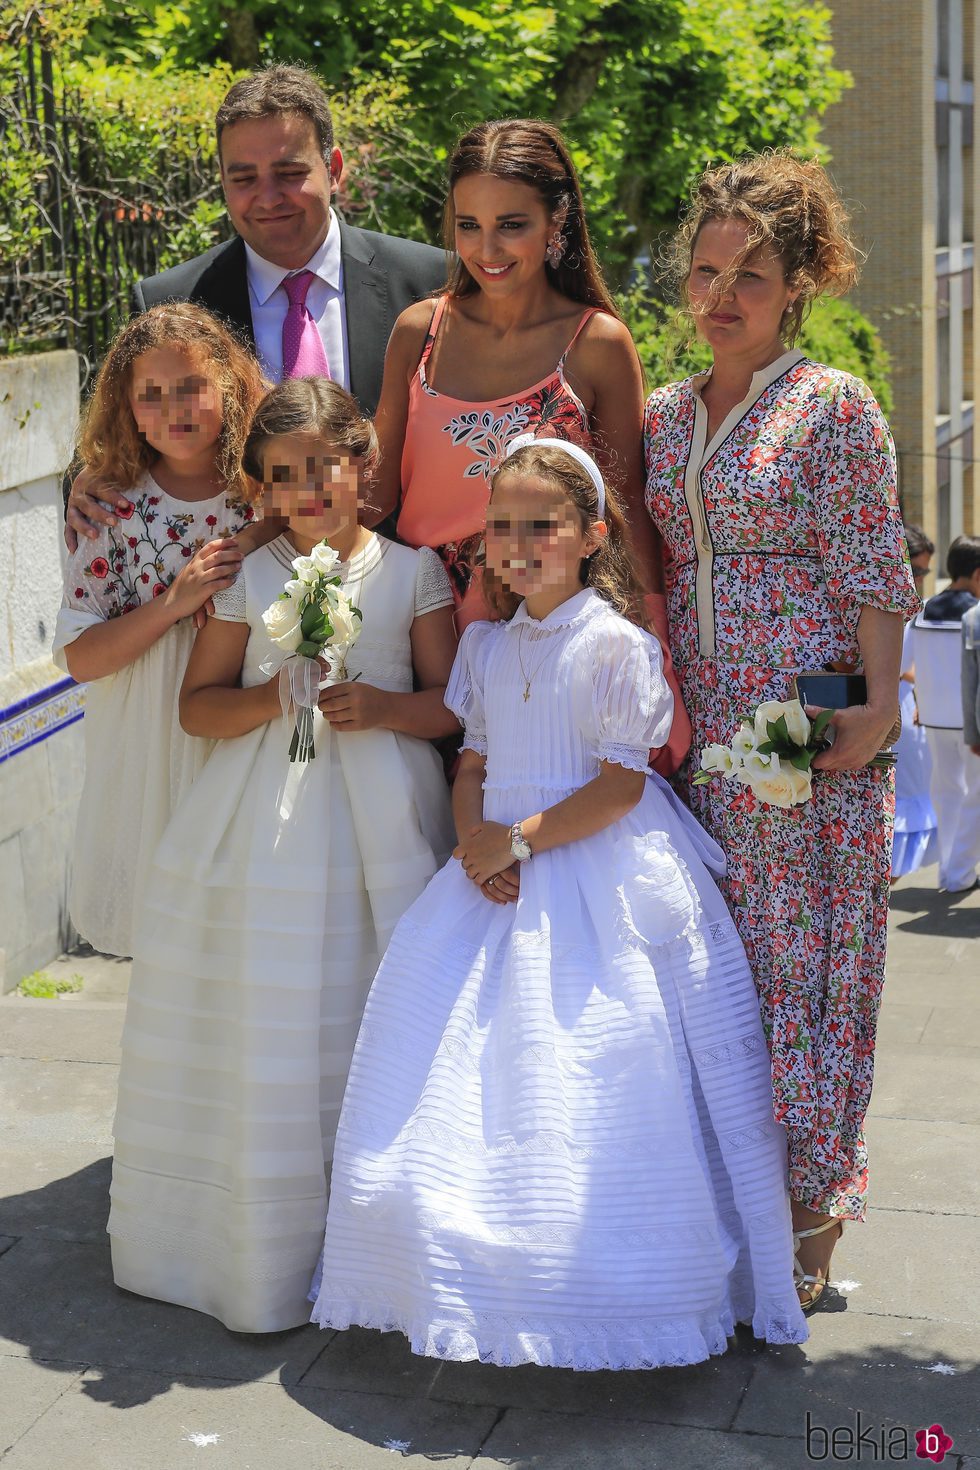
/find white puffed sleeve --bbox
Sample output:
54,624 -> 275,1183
210,572 -> 247,623
52,531 -> 116,673
586,615 -> 673,772
414,545 -> 454,616
444,620 -> 496,757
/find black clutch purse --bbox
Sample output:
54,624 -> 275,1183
792,673 -> 900,765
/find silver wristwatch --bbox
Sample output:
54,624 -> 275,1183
509,821 -> 532,862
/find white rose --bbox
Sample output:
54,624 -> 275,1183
754,697 -> 810,747
283,578 -> 308,602
742,748 -> 778,782
750,763 -> 812,809
290,554 -> 318,583
311,541 -> 340,576
731,723 -> 758,760
325,599 -> 361,648
700,743 -> 736,777
262,595 -> 304,651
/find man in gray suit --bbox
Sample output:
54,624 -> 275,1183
68,63 -> 446,542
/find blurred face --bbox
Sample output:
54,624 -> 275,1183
687,218 -> 799,358
453,174 -> 561,294
910,550 -> 933,597
260,433 -> 362,539
129,348 -> 224,460
486,472 -> 600,600
220,112 -> 342,270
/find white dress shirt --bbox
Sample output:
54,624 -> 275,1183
244,211 -> 350,386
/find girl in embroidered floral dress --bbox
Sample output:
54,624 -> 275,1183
642,153 -> 920,1310
53,304 -> 266,957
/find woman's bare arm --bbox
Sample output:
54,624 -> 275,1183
366,302 -> 433,526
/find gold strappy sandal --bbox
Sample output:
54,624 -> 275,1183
793,1217 -> 844,1313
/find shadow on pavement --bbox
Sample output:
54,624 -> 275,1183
888,880 -> 980,939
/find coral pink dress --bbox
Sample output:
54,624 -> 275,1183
397,295 -> 596,627
643,352 -> 920,1220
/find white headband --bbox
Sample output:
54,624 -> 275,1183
505,434 -> 606,519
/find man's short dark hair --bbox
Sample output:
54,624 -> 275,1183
216,64 -> 334,162
947,533 -> 980,581
905,524 -> 935,559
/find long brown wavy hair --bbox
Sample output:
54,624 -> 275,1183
77,304 -> 267,500
483,442 -> 646,624
443,119 -> 621,318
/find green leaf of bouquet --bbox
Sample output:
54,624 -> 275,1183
756,740 -> 777,756
692,771 -> 712,785
301,604 -> 327,638
767,714 -> 790,745
790,750 -> 813,770
811,708 -> 835,742
296,640 -> 321,658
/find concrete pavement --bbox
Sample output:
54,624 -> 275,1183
1,873 -> 977,1469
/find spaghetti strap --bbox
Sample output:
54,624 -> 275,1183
557,307 -> 599,369
418,295 -> 449,373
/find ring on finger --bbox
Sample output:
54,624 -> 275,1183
487,877 -> 496,888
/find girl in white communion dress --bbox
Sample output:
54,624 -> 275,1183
310,438 -> 808,1369
108,379 -> 458,1332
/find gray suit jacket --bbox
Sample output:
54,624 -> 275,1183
134,221 -> 447,414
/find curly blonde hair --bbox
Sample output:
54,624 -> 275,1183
664,150 -> 861,344
77,304 -> 267,500
483,442 -> 647,624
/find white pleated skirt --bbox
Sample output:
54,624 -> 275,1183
109,712 -> 453,1332
311,774 -> 809,1368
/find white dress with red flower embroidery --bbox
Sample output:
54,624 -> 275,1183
108,533 -> 457,1332
52,473 -> 256,956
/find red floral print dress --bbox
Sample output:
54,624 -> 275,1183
643,351 -> 920,1220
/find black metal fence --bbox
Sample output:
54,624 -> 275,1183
0,10 -> 226,381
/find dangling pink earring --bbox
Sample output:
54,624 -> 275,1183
545,229 -> 567,269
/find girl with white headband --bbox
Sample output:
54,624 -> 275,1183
310,437 -> 807,1370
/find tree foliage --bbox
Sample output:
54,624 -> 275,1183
37,0 -> 846,282
1,0 -> 893,406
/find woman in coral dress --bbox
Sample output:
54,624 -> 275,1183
643,155 -> 919,1309
370,117 -> 690,768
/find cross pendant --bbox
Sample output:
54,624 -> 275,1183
523,683 -> 531,701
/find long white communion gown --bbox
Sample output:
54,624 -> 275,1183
109,533 -> 456,1331
310,589 -> 808,1369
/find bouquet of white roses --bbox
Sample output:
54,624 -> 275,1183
693,698 -> 835,809
261,539 -> 362,761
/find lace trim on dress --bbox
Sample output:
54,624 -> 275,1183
414,545 -> 455,616
310,1283 -> 808,1369
210,573 -> 247,622
597,740 -> 652,773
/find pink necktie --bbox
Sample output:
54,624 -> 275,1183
281,270 -> 331,380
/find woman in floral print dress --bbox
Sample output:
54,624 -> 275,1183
642,154 -> 920,1309
370,118 -> 690,772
